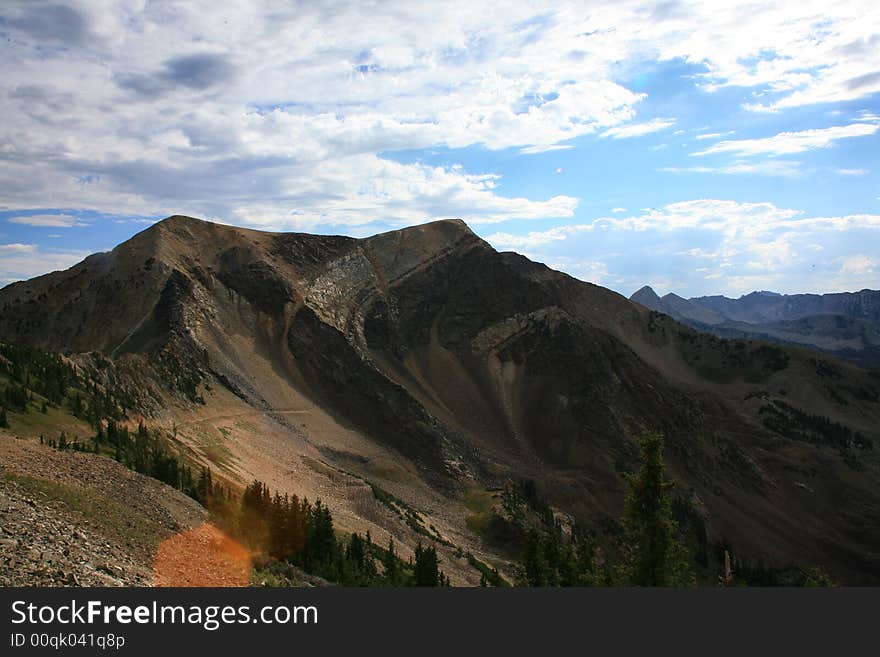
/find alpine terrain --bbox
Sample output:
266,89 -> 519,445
2,216 -> 879,585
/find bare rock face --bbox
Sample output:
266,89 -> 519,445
3,215 -> 880,583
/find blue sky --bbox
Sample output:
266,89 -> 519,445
1,1 -> 878,297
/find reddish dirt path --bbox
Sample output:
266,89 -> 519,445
153,523 -> 251,587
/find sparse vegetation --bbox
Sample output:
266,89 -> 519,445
759,399 -> 872,462
43,420 -> 220,507
227,480 -> 449,586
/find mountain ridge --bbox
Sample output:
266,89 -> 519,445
629,285 -> 880,367
3,216 -> 880,583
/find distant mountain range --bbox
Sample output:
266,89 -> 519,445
630,286 -> 880,368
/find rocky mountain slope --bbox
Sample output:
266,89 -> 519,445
0,436 -> 208,586
3,216 -> 880,584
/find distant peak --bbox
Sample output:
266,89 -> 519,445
741,290 -> 782,299
630,285 -> 660,301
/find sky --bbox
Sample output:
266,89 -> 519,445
0,1 -> 878,298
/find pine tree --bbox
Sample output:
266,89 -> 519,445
521,527 -> 549,586
383,537 -> 400,586
620,432 -> 692,586
306,500 -> 337,572
413,543 -> 440,586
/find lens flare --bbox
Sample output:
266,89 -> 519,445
153,523 -> 250,587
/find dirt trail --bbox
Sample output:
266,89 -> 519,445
153,523 -> 251,587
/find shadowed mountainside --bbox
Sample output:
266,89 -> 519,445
3,216 -> 880,583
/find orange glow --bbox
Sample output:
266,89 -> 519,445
153,523 -> 251,587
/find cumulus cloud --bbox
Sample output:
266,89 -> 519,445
1,0 -> 878,233
838,254 -> 877,275
486,225 -> 592,250
491,200 -> 880,295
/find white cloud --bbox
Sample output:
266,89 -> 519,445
836,168 -> 868,176
0,243 -> 37,254
612,207 -> 627,213
838,254 -> 876,275
486,224 -> 593,250
488,200 -> 880,294
223,155 -> 579,230
7,213 -> 84,227
541,256 -> 614,286
660,161 -> 803,177
694,131 -> 734,140
600,118 -> 676,139
693,123 -> 878,157
0,246 -> 90,285
0,0 -> 878,235
520,144 -> 574,155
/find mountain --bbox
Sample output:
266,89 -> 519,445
630,287 -> 880,368
693,289 -> 880,325
631,286 -> 725,326
3,216 -> 880,584
630,285 -> 662,308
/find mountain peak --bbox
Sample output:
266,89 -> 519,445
373,217 -> 476,240
157,214 -> 206,226
149,214 -> 221,235
631,285 -> 660,303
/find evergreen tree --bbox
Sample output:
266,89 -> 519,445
413,543 -> 440,586
306,500 -> 337,573
620,432 -> 692,586
383,537 -> 400,586
521,527 -> 550,586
